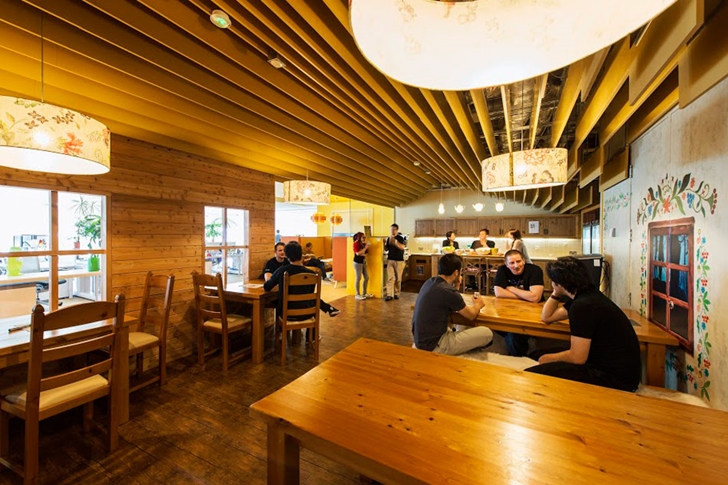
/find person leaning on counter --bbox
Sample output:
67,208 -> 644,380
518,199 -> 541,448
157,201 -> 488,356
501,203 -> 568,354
526,256 -> 641,392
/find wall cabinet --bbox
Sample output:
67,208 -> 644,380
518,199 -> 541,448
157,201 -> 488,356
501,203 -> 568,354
435,218 -> 456,237
456,218 -> 479,238
414,219 -> 435,237
521,216 -> 578,238
499,217 -> 523,236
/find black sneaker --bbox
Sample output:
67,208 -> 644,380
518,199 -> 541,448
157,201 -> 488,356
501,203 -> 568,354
394,295 -> 400,300
328,307 -> 340,317
385,296 -> 393,301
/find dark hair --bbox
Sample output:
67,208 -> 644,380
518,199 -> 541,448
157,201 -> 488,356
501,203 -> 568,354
391,223 -> 399,230
508,229 -> 522,240
274,242 -> 285,250
305,242 -> 313,249
284,241 -> 303,262
546,256 -> 593,294
353,231 -> 364,242
504,249 -> 523,261
479,228 -> 490,236
446,230 -> 456,239
438,253 -> 463,276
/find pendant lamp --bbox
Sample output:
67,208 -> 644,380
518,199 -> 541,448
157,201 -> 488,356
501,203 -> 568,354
283,170 -> 331,205
0,17 -> 110,174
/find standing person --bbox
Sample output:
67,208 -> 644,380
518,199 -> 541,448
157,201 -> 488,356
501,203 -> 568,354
493,249 -> 544,356
275,230 -> 281,243
412,253 -> 493,355
526,256 -> 641,392
302,242 -> 329,281
264,242 -> 340,317
384,223 -> 406,301
442,231 -> 459,250
471,228 -> 495,250
261,242 -> 288,281
507,229 -> 531,263
352,232 -> 372,300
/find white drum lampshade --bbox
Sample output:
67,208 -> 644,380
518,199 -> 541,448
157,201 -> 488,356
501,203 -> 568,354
0,96 -> 110,175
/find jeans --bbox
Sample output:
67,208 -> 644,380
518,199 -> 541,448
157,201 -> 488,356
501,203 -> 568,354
386,260 -> 405,297
354,261 -> 369,296
497,331 -> 530,357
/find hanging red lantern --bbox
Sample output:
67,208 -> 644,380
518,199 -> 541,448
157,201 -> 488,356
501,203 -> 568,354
330,213 -> 343,226
310,212 -> 327,224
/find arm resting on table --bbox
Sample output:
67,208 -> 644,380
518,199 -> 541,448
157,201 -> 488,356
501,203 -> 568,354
494,284 -> 544,303
542,297 -> 569,323
538,336 -> 590,365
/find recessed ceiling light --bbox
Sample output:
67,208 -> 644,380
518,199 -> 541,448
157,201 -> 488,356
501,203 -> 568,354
424,170 -> 431,175
210,10 -> 231,29
267,53 -> 286,69
413,161 -> 420,166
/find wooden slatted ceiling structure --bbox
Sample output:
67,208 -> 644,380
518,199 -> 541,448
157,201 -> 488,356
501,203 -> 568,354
0,0 -> 727,211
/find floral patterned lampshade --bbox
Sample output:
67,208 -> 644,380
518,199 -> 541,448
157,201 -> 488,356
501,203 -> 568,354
283,180 -> 331,205
0,96 -> 110,175
350,0 -> 676,90
311,212 -> 327,224
330,213 -> 343,226
482,148 -> 567,192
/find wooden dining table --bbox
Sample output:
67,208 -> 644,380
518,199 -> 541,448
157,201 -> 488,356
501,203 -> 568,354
0,314 -> 130,423
452,296 -> 679,387
250,338 -> 728,484
222,280 -> 278,364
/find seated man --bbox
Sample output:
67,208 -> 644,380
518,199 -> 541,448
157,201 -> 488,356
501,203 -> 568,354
302,242 -> 329,281
412,253 -> 492,355
470,228 -> 496,250
493,249 -> 544,356
261,242 -> 288,281
264,242 -> 340,317
526,257 -> 641,392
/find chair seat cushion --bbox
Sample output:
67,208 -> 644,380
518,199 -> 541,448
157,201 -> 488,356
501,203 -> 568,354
3,375 -> 109,411
203,314 -> 251,331
129,331 -> 159,350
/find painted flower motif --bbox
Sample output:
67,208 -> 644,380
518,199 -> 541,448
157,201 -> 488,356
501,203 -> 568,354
690,178 -> 695,188
662,200 -> 672,212
704,360 -> 711,369
61,132 -> 83,156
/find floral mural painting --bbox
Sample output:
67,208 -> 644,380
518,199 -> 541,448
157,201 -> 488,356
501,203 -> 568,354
666,231 -> 712,401
637,172 -> 717,402
636,173 -> 717,224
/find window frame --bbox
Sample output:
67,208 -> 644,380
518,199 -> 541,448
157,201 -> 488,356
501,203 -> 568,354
648,217 -> 694,352
0,188 -> 108,312
203,206 -> 250,286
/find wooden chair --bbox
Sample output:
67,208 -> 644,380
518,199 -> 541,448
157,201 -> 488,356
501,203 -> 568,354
276,271 -> 322,366
192,272 -> 252,372
128,272 -> 175,392
0,296 -> 126,485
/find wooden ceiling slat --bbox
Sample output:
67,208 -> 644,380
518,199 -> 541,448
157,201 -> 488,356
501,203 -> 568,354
500,86 -> 513,154
529,74 -> 548,149
471,89 -> 499,158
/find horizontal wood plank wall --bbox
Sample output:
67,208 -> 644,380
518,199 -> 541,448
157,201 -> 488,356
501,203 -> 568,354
0,135 -> 275,365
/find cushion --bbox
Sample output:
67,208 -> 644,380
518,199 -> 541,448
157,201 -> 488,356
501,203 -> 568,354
203,314 -> 251,331
129,331 -> 159,350
4,375 -> 109,411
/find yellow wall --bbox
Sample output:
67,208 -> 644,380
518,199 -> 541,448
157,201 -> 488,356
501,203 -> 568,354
346,238 -> 384,298
317,196 -> 395,237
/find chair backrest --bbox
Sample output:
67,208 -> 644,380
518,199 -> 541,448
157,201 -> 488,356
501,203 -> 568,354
281,271 -> 322,323
138,271 -> 175,335
26,295 -> 126,414
191,272 -> 228,324
19,256 -> 41,274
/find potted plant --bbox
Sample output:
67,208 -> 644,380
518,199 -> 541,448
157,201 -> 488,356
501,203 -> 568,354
72,196 -> 102,271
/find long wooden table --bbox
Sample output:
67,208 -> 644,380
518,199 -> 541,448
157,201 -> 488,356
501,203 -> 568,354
222,281 -> 277,364
251,338 -> 728,484
0,314 -> 130,423
453,296 -> 679,387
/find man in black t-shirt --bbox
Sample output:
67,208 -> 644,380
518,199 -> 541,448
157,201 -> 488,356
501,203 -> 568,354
262,242 -> 288,281
470,228 -> 496,250
263,242 -> 340,318
493,250 -> 544,356
527,256 -> 640,392
384,223 -> 406,301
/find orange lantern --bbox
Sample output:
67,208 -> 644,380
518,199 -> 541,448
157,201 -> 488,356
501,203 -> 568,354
310,212 -> 327,224
330,213 -> 343,226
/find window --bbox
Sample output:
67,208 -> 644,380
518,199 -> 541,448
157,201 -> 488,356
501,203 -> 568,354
204,207 -> 249,285
0,186 -> 106,318
648,218 -> 694,351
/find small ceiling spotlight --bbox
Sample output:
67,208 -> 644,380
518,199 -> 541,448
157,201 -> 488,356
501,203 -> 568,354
424,170 -> 431,175
413,161 -> 421,166
210,9 -> 232,29
267,52 -> 286,69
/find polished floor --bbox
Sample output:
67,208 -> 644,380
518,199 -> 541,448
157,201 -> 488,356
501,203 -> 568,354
0,291 -> 422,485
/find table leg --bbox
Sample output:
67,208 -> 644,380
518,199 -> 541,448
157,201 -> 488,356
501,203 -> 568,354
252,299 -> 264,364
645,343 -> 666,387
117,323 -> 129,423
267,421 -> 299,485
